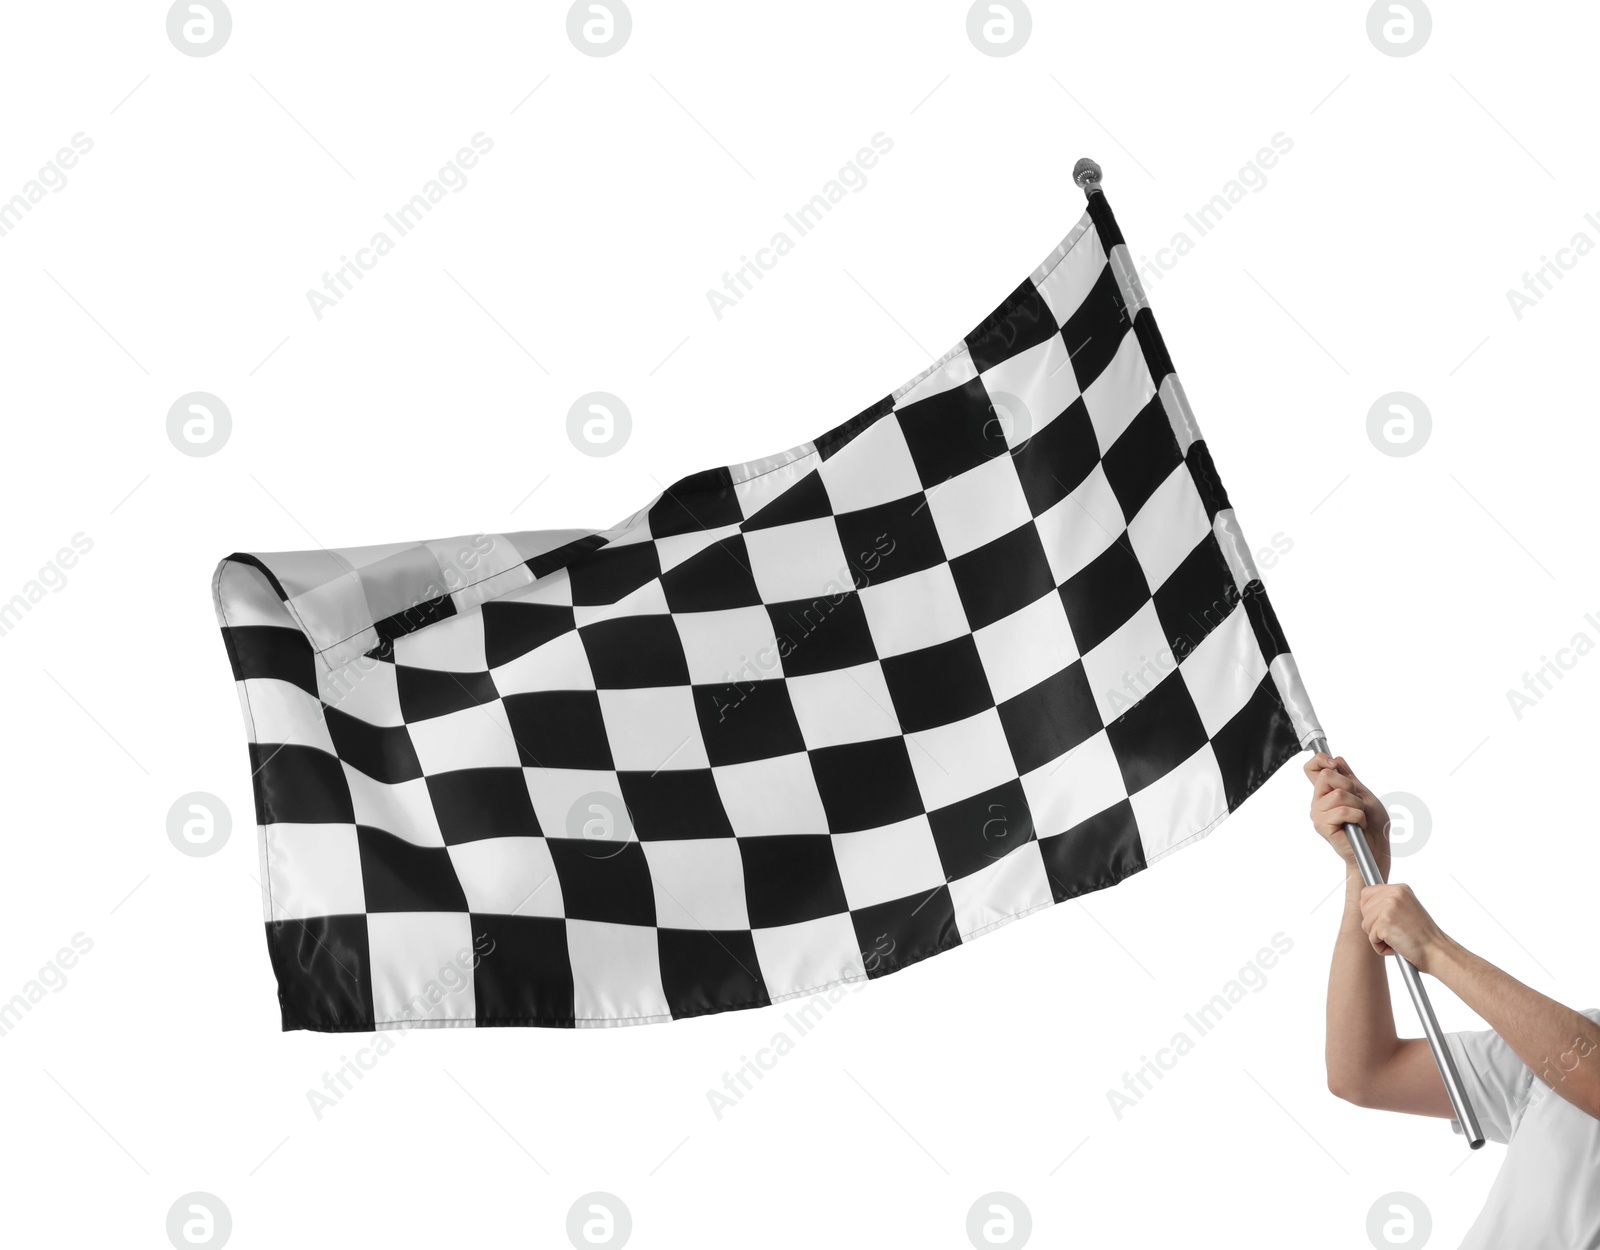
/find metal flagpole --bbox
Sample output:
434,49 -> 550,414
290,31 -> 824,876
1070,156 -> 1484,1149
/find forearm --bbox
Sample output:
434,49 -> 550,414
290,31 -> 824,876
1326,865 -> 1400,1099
1429,937 -> 1600,1119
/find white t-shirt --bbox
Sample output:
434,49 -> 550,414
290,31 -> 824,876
1448,1009 -> 1600,1249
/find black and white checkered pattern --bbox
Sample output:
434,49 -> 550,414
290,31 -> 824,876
214,191 -> 1323,1031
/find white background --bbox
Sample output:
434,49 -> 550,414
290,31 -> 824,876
1,2 -> 1594,1246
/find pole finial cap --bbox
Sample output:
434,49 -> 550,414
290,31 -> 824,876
1073,157 -> 1103,196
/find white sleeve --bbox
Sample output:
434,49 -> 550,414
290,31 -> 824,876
1444,1027 -> 1535,1144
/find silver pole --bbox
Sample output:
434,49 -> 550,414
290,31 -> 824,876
1074,155 -> 1483,1148
1308,737 -> 1484,1148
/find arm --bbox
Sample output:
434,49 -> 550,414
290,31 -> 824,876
1306,753 -> 1453,1116
1361,884 -> 1600,1122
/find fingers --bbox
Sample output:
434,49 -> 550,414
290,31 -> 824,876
1307,766 -> 1352,802
1310,786 -> 1365,834
1333,755 -> 1374,797
1306,753 -> 1380,854
1303,752 -> 1350,783
1313,790 -> 1365,820
1358,884 -> 1419,933
1357,889 -> 1396,956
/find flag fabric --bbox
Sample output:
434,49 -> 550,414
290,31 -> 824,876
214,187 -> 1322,1032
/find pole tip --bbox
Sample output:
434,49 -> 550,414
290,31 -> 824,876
1073,157 -> 1103,196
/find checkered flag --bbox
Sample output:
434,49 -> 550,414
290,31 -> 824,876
215,183 -> 1323,1031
